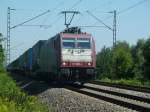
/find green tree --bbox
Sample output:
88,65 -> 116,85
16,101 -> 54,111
96,46 -> 113,79
143,38 -> 150,80
131,39 -> 145,80
113,41 -> 134,79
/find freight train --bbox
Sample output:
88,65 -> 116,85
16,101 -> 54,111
8,27 -> 96,84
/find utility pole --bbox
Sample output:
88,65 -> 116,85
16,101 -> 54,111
108,10 -> 117,48
6,7 -> 16,66
87,10 -> 117,48
87,10 -> 117,76
5,7 -> 50,67
6,7 -> 11,66
113,10 -> 116,47
6,7 -> 50,66
109,10 -> 117,77
61,11 -> 80,28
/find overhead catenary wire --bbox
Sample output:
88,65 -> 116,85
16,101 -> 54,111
51,0 -> 82,27
29,0 -> 66,46
92,0 -> 149,26
118,0 -> 149,14
45,14 -> 63,29
20,25 -> 51,28
41,0 -> 66,24
68,0 -> 83,10
90,0 -> 115,12
8,0 -> 83,62
42,0 -> 80,29
86,10 -> 112,31
104,0 -> 149,21
49,0 -> 82,29
44,0 -> 83,30
76,25 -> 107,29
11,10 -> 50,29
7,9 -> 51,63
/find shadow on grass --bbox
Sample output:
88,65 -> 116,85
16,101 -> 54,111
8,72 -> 63,95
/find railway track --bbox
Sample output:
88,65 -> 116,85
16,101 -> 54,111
11,73 -> 150,111
66,83 -> 150,112
90,80 -> 150,93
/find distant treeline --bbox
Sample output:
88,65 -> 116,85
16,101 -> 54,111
96,37 -> 150,82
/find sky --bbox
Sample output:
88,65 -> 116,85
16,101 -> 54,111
0,0 -> 150,62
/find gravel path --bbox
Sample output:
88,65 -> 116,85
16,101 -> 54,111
38,87 -> 137,112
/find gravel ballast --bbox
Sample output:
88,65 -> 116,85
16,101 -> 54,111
9,73 -> 138,112
38,87 -> 137,112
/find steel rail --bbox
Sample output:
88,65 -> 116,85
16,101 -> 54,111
66,85 -> 150,112
90,80 -> 150,93
83,85 -> 150,103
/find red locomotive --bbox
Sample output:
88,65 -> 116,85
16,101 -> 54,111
8,27 -> 96,84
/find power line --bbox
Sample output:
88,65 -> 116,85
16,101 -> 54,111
43,0 -> 82,30
41,0 -> 65,24
92,0 -> 148,26
30,1 -> 66,45
77,25 -> 106,28
87,10 -> 117,47
9,8 -> 50,12
90,0 -> 115,12
118,0 -> 149,14
11,10 -> 50,29
49,0 -> 66,12
45,14 -> 63,29
53,0 -> 82,26
103,0 -> 149,21
21,25 -> 51,28
69,0 -> 82,10
6,8 -> 50,65
87,10 -> 112,31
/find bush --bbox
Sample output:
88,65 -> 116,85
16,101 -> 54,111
0,72 -> 48,112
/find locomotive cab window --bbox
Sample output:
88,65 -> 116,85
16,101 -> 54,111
62,38 -> 75,49
77,38 -> 91,49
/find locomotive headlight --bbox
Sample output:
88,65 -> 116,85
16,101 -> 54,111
62,62 -> 66,65
88,62 -> 91,66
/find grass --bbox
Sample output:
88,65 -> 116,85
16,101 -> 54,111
0,72 -> 48,112
99,77 -> 150,88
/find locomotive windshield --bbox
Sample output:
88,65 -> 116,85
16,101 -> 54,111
77,38 -> 91,49
62,38 -> 75,48
62,38 -> 91,49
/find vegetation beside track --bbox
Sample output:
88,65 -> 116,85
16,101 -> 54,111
99,78 -> 150,88
96,37 -> 150,87
0,33 -> 48,112
0,72 -> 48,112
